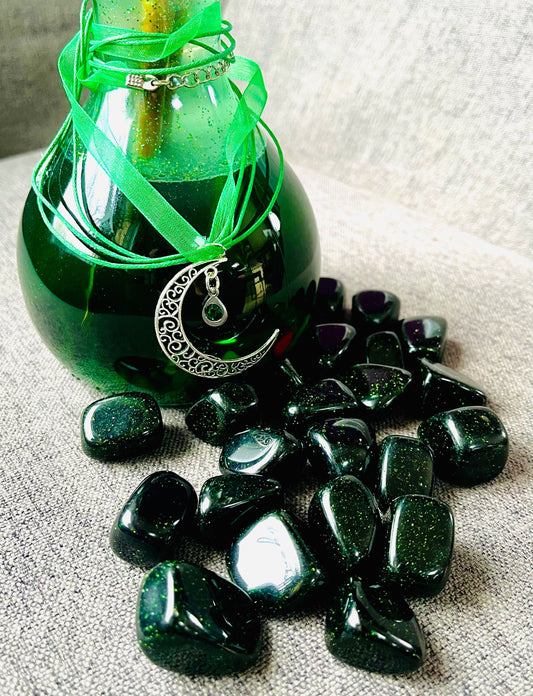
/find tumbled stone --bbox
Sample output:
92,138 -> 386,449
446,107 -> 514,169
110,471 -> 197,568
283,378 -> 359,433
227,510 -> 325,612
311,323 -> 357,374
341,364 -> 412,413
308,475 -> 380,576
418,358 -> 487,417
374,436 -> 434,511
219,427 -> 305,483
418,406 -> 508,485
351,290 -> 400,333
185,382 -> 259,446
366,331 -> 404,368
401,316 -> 447,364
306,417 -> 375,480
326,578 -> 426,674
81,392 -> 163,461
382,495 -> 454,597
137,561 -> 261,675
314,277 -> 345,323
247,358 -> 304,408
197,474 -> 283,547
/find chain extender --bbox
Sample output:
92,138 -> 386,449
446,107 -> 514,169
126,53 -> 235,92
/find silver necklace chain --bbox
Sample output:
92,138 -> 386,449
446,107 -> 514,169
126,53 -> 235,92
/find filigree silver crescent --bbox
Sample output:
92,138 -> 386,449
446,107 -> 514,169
154,258 -> 280,379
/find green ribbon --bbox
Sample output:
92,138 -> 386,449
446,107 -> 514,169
32,0 -> 284,268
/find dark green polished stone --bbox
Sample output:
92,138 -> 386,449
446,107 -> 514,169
312,323 -> 357,374
283,378 -> 359,434
137,561 -> 261,675
374,436 -> 434,511
418,358 -> 487,417
227,509 -> 326,612
314,277 -> 345,324
110,471 -> 197,568
308,475 -> 380,575
366,331 -> 404,368
351,290 -> 400,333
401,316 -> 447,364
81,392 -> 163,461
306,417 -> 375,480
341,364 -> 412,413
325,578 -> 426,674
219,427 -> 305,483
197,474 -> 283,547
382,495 -> 454,597
246,359 -> 304,426
185,382 -> 259,446
418,406 -> 508,486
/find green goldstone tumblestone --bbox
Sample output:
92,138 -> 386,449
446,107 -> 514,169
185,382 -> 259,446
382,494 -> 454,597
308,475 -> 380,576
341,364 -> 412,413
401,316 -> 447,364
418,406 -> 508,485
351,290 -> 401,333
314,277 -> 345,324
197,474 -> 283,547
81,392 -> 163,461
365,331 -> 404,368
227,509 -> 326,613
374,436 -> 434,511
110,471 -> 197,568
325,578 -> 426,674
305,417 -> 375,480
137,561 -> 261,675
220,427 -> 305,483
418,359 -> 487,417
283,378 -> 359,434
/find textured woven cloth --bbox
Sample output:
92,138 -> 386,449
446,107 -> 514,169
1,150 -> 532,696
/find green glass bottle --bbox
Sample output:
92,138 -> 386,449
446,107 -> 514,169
18,0 -> 320,405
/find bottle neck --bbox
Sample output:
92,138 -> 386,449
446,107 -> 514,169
94,0 -> 216,32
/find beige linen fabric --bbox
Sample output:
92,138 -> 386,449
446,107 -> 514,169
1,151 -> 532,696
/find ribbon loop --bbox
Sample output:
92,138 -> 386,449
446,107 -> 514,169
32,0 -> 284,270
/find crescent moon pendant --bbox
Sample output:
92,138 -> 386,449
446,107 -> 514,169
154,259 -> 280,379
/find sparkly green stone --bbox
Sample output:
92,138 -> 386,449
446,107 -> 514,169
110,471 -> 197,568
401,316 -> 447,364
219,427 -> 305,483
365,331 -> 404,368
81,392 -> 163,461
197,474 -> 283,547
137,561 -> 261,675
418,359 -> 487,417
418,406 -> 508,486
227,509 -> 326,613
374,436 -> 434,511
308,475 -> 380,576
283,378 -> 359,434
351,290 -> 401,333
382,495 -> 454,597
185,382 -> 259,446
341,364 -> 412,413
305,417 -> 375,480
325,578 -> 426,674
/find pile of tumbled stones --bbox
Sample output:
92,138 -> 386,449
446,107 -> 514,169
81,281 -> 509,677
